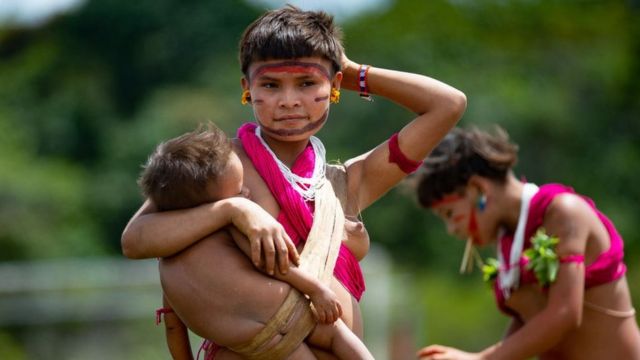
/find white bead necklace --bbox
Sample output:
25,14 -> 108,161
255,126 -> 326,201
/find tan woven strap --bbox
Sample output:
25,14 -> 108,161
230,291 -> 313,359
230,175 -> 346,359
298,177 -> 345,284
584,301 -> 636,318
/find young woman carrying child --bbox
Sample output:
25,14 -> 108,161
139,123 -> 373,359
122,5 -> 466,359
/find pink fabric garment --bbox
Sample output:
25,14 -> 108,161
237,122 -> 365,301
494,183 -> 627,316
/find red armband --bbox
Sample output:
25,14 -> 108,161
388,133 -> 423,174
155,307 -> 174,325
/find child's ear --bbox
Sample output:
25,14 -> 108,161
332,71 -> 343,89
241,77 -> 249,91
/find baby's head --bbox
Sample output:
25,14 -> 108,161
139,123 -> 243,211
238,4 -> 344,78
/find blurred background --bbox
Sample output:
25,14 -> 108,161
0,0 -> 638,359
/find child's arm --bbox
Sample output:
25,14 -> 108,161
340,55 -> 466,212
121,197 -> 298,275
161,294 -> 194,360
228,228 -> 342,324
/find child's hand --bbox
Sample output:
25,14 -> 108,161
417,345 -> 483,360
308,285 -> 342,324
227,197 -> 299,275
340,53 -> 353,72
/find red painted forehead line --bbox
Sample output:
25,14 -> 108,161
250,61 -> 331,83
429,194 -> 464,208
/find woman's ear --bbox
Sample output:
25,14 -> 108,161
467,175 -> 488,199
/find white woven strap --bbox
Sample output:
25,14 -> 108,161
498,183 -> 539,298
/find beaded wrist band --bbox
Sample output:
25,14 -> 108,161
358,64 -> 373,101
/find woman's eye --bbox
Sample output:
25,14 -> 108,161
260,82 -> 277,88
300,80 -> 316,87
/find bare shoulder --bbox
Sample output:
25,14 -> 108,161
232,138 -> 247,158
545,193 -> 594,226
344,152 -> 366,179
543,193 -> 594,254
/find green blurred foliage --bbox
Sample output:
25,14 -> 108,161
0,331 -> 25,359
0,0 -> 639,354
335,0 -> 640,272
0,0 -> 261,257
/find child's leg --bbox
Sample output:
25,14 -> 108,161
162,294 -> 193,360
307,319 -> 374,360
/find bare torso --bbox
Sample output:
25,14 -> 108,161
506,276 -> 640,359
232,141 -> 368,337
160,232 -> 291,348
159,141 -> 369,352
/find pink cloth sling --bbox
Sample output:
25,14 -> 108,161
238,122 -> 365,301
495,183 -> 627,316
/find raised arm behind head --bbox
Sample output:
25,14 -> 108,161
338,57 -> 467,212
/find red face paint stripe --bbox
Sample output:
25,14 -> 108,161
250,61 -> 330,83
468,206 -> 480,245
430,194 -> 464,207
314,95 -> 329,102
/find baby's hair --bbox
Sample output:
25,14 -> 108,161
411,126 -> 519,208
139,122 -> 232,211
238,4 -> 344,77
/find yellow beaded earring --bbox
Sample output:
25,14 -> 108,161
330,88 -> 340,104
241,90 -> 251,105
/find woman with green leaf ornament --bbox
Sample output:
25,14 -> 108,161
409,126 -> 640,360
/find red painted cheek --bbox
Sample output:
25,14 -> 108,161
467,207 -> 481,245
